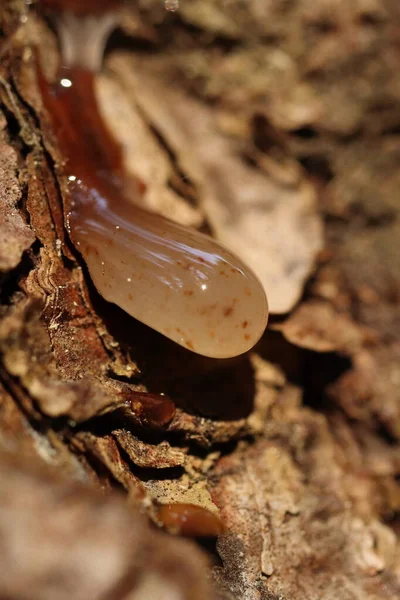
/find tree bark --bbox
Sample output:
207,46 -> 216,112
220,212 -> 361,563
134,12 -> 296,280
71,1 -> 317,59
0,1 -> 399,599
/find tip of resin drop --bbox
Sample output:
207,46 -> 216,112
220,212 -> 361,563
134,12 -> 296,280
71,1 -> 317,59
70,198 -> 269,359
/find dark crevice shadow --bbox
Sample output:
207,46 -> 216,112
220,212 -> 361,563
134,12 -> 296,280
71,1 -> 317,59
0,243 -> 39,306
258,329 -> 353,413
76,447 -> 127,494
302,350 -> 352,412
87,282 -> 257,421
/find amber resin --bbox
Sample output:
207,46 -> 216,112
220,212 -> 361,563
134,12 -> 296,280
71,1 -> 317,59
156,503 -> 225,537
37,11 -> 268,358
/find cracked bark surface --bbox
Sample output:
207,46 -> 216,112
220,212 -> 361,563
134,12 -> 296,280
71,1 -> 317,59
0,1 -> 399,599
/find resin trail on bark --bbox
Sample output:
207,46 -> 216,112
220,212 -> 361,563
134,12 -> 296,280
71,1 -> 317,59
37,9 -> 268,358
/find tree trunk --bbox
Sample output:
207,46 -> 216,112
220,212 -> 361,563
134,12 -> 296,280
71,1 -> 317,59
0,1 -> 399,599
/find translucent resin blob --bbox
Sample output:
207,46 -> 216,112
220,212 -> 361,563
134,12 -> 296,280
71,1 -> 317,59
39,60 -> 268,358
68,178 -> 268,357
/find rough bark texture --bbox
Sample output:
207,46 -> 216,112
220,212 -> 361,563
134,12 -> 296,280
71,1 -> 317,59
0,1 -> 399,599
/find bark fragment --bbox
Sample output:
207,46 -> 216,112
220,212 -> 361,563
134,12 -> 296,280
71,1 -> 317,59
0,141 -> 35,272
0,449 -> 215,600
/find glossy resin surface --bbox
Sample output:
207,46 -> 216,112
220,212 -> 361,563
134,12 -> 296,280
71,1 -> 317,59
39,66 -> 268,358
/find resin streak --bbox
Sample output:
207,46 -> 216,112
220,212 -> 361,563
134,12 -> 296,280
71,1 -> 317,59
39,0 -> 121,15
39,67 -> 268,358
